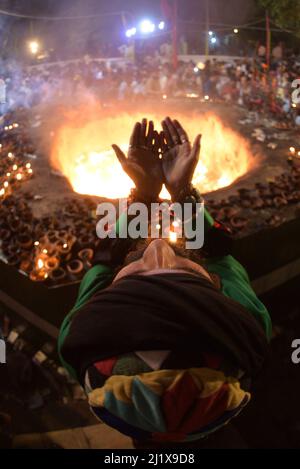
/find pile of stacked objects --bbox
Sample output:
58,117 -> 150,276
0,110 -> 99,285
206,157 -> 300,235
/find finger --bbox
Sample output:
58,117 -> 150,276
173,119 -> 189,143
146,120 -> 154,147
153,130 -> 160,155
140,118 -> 147,146
112,144 -> 126,166
129,122 -> 141,147
159,131 -> 168,153
189,134 -> 201,162
161,120 -> 173,146
165,116 -> 180,146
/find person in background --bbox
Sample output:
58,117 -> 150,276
0,76 -> 7,115
58,117 -> 271,448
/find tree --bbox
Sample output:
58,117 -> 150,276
257,0 -> 300,35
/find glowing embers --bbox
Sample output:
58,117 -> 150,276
51,112 -> 254,198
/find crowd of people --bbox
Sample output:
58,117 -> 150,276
0,47 -> 299,126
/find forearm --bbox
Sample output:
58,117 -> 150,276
205,255 -> 272,340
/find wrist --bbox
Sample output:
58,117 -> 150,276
129,188 -> 160,204
172,184 -> 201,203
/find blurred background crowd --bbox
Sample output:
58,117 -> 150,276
0,49 -> 299,126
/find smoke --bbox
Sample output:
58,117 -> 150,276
186,0 -> 257,25
0,0 -> 132,111
2,57 -> 110,112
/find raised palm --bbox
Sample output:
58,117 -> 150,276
161,117 -> 201,199
112,119 -> 163,200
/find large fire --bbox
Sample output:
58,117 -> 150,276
51,111 -> 254,198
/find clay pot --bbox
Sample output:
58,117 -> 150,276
287,191 -> 300,203
8,217 -> 21,232
43,244 -> 58,257
251,197 -> 264,209
46,230 -> 59,239
258,189 -> 270,198
2,196 -> 15,208
229,216 -> 248,230
1,246 -> 10,257
19,250 -> 32,261
240,199 -> 251,209
4,243 -> 20,257
16,200 -> 27,212
65,233 -> 76,246
214,208 -> 226,222
38,235 -> 49,245
17,233 -> 33,250
49,267 -> 67,284
0,207 -> 8,222
33,223 -> 45,238
47,230 -> 60,244
78,248 -> 93,262
0,228 -> 10,241
273,196 -> 288,208
78,248 -> 94,270
74,221 -> 86,231
45,256 -> 60,271
268,215 -> 281,227
264,198 -> 273,207
223,207 -> 239,219
22,210 -> 33,223
56,240 -> 72,256
77,234 -> 94,250
6,253 -> 20,267
29,270 -> 48,282
58,230 -> 68,239
66,259 -> 84,280
20,259 -> 33,274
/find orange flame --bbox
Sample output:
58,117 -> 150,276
51,111 -> 254,198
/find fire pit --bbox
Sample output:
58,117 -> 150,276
0,101 -> 300,329
51,109 -> 255,198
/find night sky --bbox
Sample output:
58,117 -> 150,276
0,0 -> 257,25
0,0 -> 260,57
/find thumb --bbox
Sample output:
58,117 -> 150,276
190,134 -> 201,162
112,144 -> 126,166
